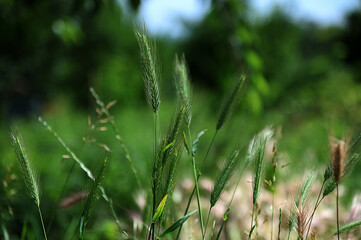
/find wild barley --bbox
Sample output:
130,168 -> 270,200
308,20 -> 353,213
249,126 -> 273,239
10,128 -> 47,240
177,74 -> 246,239
330,137 -> 348,240
295,202 -> 308,240
79,154 -> 110,239
174,54 -> 192,127
38,117 -> 122,232
134,25 -> 160,114
206,150 -> 240,237
216,75 -> 246,131
210,150 -> 240,208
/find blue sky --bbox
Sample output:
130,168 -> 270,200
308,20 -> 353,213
138,0 -> 360,37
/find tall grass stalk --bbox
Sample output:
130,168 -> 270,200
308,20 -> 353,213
10,128 -> 48,240
90,87 -> 141,188
191,152 -> 205,237
330,138 -> 347,240
178,75 -> 246,239
134,25 -> 162,240
38,117 -> 122,232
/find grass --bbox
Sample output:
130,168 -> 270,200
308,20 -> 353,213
3,26 -> 361,240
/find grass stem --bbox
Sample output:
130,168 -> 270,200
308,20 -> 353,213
204,207 -> 212,239
305,180 -> 325,240
248,204 -> 255,240
336,183 -> 340,240
37,205 -> 48,240
192,155 -> 205,237
201,131 -> 218,170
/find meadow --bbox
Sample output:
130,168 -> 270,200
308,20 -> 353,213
2,25 -> 361,240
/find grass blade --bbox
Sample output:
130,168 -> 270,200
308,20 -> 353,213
192,129 -> 207,157
331,219 -> 361,236
152,194 -> 168,222
1,222 -> 9,240
159,210 -> 197,237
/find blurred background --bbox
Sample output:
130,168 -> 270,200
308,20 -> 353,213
1,0 -> 361,239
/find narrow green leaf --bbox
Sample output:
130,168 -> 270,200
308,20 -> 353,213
332,219 -> 361,236
248,225 -> 256,240
152,194 -> 168,222
183,131 -> 190,155
1,222 -> 9,240
162,141 -> 175,153
192,129 -> 207,157
159,210 -> 197,237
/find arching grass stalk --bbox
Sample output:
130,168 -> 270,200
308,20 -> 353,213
90,87 -> 141,188
10,128 -> 48,240
38,117 -> 122,232
134,25 -> 161,240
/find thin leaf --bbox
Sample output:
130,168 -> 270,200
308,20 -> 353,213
162,141 -> 175,153
159,210 -> 197,237
192,129 -> 207,157
183,131 -> 190,155
152,194 -> 168,222
331,219 -> 361,236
